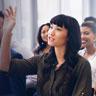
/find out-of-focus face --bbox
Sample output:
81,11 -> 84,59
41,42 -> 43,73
0,17 -> 4,29
48,24 -> 68,47
81,26 -> 95,48
41,25 -> 49,42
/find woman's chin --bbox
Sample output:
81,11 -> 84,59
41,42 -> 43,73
48,42 -> 55,46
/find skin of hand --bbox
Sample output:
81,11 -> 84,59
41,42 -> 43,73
3,6 -> 16,35
0,6 -> 16,71
94,82 -> 96,93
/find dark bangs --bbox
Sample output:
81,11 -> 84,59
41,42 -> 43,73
50,14 -> 68,28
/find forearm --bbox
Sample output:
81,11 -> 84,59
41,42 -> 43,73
0,6 -> 16,72
0,31 -> 12,71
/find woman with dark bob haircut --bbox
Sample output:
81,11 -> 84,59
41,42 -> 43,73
0,7 -> 92,96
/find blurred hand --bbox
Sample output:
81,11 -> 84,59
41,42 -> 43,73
3,6 -> 16,34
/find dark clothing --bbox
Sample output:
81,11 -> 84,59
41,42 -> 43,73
0,49 -> 23,96
10,49 -> 23,96
0,71 -> 17,96
0,71 -> 11,95
26,49 -> 44,96
7,54 -> 92,96
11,49 -> 23,59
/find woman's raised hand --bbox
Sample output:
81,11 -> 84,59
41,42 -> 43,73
0,6 -> 16,71
3,6 -> 16,34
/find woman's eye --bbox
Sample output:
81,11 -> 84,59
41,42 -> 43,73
50,26 -> 53,29
42,31 -> 45,34
56,28 -> 62,31
84,32 -> 90,35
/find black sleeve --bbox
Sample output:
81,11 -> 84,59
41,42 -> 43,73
72,60 -> 92,96
0,70 -> 12,95
9,56 -> 40,76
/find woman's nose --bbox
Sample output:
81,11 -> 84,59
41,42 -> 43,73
48,29 -> 55,36
45,32 -> 48,37
81,33 -> 85,39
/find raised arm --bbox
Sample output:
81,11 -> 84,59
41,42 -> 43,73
0,6 -> 16,71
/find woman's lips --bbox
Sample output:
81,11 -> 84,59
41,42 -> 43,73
48,37 -> 55,42
82,40 -> 86,44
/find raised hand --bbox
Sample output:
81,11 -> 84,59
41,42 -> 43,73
3,6 -> 16,34
0,6 -> 16,71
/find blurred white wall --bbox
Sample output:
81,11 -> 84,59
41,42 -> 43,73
90,0 -> 96,16
0,0 -> 33,50
0,0 -> 3,10
0,0 -> 96,49
61,0 -> 83,24
82,0 -> 90,19
37,0 -> 60,26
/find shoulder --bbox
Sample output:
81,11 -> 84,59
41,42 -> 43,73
76,54 -> 91,71
28,53 -> 48,63
73,55 -> 91,80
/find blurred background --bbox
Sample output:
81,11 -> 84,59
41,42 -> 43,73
0,0 -> 96,50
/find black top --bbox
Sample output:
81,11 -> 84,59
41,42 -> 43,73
0,54 -> 92,96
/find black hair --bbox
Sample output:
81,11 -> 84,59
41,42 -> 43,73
50,14 -> 81,68
34,23 -> 50,54
84,16 -> 96,23
81,22 -> 96,34
0,11 -> 4,19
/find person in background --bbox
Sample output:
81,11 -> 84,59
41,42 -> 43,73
33,23 -> 50,55
0,9 -> 32,96
0,10 -> 23,96
0,7 -> 92,96
79,21 -> 96,95
84,16 -> 96,23
26,23 -> 50,96
80,16 -> 96,50
0,10 -> 23,59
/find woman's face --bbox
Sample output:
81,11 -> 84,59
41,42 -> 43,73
81,26 -> 95,48
41,25 -> 49,42
48,24 -> 68,47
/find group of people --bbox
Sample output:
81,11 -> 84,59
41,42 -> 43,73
0,6 -> 96,96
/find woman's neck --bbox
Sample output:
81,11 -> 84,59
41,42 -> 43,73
86,44 -> 96,55
55,46 -> 65,64
43,45 -> 50,54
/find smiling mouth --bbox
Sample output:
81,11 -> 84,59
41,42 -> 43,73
49,37 -> 55,42
82,40 -> 86,44
48,37 -> 54,41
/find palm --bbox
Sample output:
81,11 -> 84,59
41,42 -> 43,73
3,6 -> 16,34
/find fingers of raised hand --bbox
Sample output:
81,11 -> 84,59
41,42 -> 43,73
4,6 -> 16,18
3,6 -> 16,33
9,6 -> 16,17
